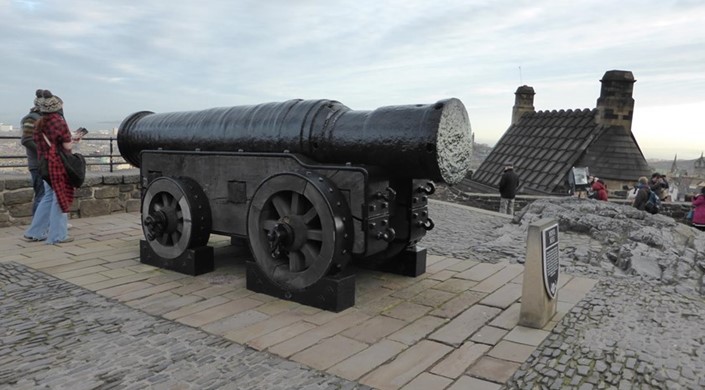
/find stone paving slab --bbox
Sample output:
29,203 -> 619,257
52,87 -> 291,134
328,339 -> 407,381
0,211 -> 596,389
361,340 -> 453,390
430,342 -> 491,379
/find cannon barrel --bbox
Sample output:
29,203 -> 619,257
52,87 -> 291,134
118,98 -> 472,184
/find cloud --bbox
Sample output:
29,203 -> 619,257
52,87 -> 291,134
0,0 -> 704,161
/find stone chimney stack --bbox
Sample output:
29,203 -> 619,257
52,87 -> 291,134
512,85 -> 535,125
596,70 -> 635,131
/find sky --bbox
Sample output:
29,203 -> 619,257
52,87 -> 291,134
1,0 -> 704,160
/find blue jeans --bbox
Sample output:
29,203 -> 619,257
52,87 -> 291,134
29,168 -> 45,215
24,181 -> 68,244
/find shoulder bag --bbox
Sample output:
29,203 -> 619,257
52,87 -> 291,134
41,132 -> 87,188
38,151 -> 51,185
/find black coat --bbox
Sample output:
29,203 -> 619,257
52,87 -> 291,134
499,169 -> 519,199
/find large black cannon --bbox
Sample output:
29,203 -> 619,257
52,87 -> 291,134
118,98 -> 472,311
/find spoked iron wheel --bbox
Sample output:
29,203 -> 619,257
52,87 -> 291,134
142,176 -> 211,259
247,172 -> 352,291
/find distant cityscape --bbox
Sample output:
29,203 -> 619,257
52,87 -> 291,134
0,123 -> 117,136
0,124 -> 129,174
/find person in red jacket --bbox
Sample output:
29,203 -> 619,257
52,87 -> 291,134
591,178 -> 608,201
691,187 -> 705,231
22,90 -> 75,244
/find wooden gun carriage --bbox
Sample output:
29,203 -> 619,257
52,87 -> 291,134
118,98 -> 472,311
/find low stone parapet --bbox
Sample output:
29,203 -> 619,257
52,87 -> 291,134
0,169 -> 141,227
432,184 -> 694,224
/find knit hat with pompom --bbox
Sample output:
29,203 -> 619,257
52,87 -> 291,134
39,90 -> 63,113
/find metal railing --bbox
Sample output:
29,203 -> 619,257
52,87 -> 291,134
0,135 -> 128,172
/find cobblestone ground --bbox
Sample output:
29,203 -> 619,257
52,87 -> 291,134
425,201 -> 524,263
505,278 -> 705,390
0,262 -> 369,390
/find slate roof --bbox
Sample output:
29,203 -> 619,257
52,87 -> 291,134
468,108 -> 651,195
575,124 -> 651,181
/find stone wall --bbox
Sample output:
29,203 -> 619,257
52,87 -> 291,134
0,169 -> 141,228
432,185 -> 694,224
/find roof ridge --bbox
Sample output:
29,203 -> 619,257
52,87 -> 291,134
536,108 -> 594,115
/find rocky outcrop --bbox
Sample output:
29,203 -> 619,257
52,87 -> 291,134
515,198 -> 705,296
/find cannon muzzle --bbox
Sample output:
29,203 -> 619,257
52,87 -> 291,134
118,98 -> 473,184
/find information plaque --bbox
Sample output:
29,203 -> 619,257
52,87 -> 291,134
542,223 -> 559,299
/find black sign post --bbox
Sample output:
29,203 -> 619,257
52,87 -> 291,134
541,224 -> 559,299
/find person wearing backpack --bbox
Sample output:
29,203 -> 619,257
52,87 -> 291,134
691,187 -> 705,231
633,176 -> 654,212
20,90 -> 45,215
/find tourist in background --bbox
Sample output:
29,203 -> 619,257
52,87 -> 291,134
498,162 -> 519,216
691,187 -> 705,231
632,176 -> 651,211
23,91 -> 76,244
20,90 -> 45,215
626,182 -> 639,204
591,178 -> 608,201
650,173 -> 670,202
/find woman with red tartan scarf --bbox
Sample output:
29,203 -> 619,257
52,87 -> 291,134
23,90 -> 75,244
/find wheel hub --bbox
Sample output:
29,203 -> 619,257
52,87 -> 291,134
144,210 -> 168,240
267,222 -> 294,258
144,205 -> 179,241
267,216 -> 309,258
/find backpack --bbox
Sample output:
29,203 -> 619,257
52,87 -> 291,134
644,190 -> 661,214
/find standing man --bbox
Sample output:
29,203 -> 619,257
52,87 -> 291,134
20,89 -> 45,215
499,162 -> 519,216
